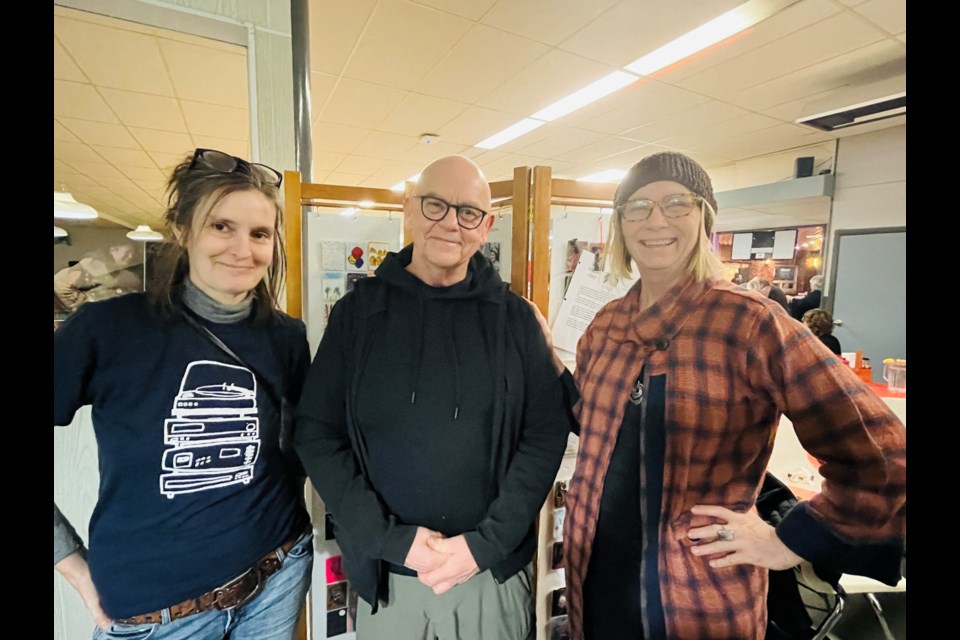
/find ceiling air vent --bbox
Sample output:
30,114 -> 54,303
796,92 -> 905,132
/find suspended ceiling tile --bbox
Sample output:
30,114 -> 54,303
352,131 -> 419,160
514,126 -> 606,158
481,0 -> 618,46
342,0 -> 473,90
118,165 -> 168,185
90,146 -> 157,169
309,0 -> 378,76
147,151 -> 189,173
54,38 -> 85,82
558,0 -> 742,67
678,13 -> 888,100
312,151 -> 347,172
856,0 -> 906,34
313,121 -> 372,154
318,78 -> 407,129
436,106 -> 523,146
54,80 -> 118,123
416,25 -> 549,103
54,119 -> 81,143
58,118 -> 140,149
324,172 -> 369,186
160,39 -> 248,107
372,159 -> 427,183
55,15 -> 175,96
181,101 -> 249,139
310,72 -> 339,115
53,172 -> 100,189
657,0 -> 843,84
54,141 -> 107,164
378,93 -> 469,138
415,0 -> 498,20
619,100 -> 749,144
335,155 -> 387,176
573,82 -> 707,134
476,49 -> 616,115
69,161 -> 128,182
100,88 -> 186,131
128,128 -> 194,155
554,136 -> 643,164
585,142 -> 677,173
896,32 -> 905,44
401,140 -> 471,165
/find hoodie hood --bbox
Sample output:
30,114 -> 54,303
372,243 -> 507,419
375,244 -> 504,302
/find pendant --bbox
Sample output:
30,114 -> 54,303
629,378 -> 644,405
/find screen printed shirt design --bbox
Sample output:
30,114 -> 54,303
161,360 -> 261,498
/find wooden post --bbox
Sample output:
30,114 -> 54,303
283,170 -> 303,319
530,165 -> 552,315
510,166 -> 532,297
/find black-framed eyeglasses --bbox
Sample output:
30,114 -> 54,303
189,148 -> 283,188
616,193 -> 702,222
416,195 -> 488,230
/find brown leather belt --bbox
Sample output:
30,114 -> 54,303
115,536 -> 299,626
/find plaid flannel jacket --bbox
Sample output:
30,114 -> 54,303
564,276 -> 906,639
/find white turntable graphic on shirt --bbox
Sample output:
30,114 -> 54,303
160,361 -> 261,498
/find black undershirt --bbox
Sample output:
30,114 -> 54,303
584,373 -> 666,640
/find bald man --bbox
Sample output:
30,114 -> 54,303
295,156 -> 571,639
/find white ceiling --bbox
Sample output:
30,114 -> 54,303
54,0 -> 906,231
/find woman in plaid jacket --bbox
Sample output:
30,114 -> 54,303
539,151 -> 905,639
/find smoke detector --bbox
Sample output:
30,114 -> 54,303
418,133 -> 439,145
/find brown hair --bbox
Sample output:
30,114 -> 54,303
150,151 -> 287,322
802,308 -> 834,337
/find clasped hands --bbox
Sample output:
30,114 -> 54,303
404,526 -> 479,595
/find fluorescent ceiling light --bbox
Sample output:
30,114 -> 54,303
54,191 -> 98,219
577,169 -> 627,183
126,225 -> 164,242
532,71 -> 638,122
625,8 -> 750,75
475,118 -> 547,150
54,226 -> 68,238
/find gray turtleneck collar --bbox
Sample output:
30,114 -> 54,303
182,276 -> 253,324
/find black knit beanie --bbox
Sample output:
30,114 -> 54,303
614,151 -> 718,236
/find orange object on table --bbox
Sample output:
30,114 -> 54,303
855,368 -> 873,384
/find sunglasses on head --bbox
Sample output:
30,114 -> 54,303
188,148 -> 283,187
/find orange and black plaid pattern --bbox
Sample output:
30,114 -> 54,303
563,276 -> 906,639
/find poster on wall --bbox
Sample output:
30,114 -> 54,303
346,272 -> 369,292
322,272 -> 346,329
345,243 -> 366,272
367,242 -> 389,272
481,242 -> 501,274
322,241 -> 345,271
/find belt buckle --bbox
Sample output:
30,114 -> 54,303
212,566 -> 263,611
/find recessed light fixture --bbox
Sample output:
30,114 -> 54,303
475,118 -> 547,150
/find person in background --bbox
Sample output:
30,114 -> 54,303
744,276 -> 790,312
802,308 -> 842,355
789,273 -> 823,320
54,148 -> 313,640
54,242 -> 143,312
294,155 -> 571,640
531,151 -> 905,639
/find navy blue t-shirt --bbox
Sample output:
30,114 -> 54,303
54,294 -> 311,618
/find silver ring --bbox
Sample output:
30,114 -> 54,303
717,526 -> 735,542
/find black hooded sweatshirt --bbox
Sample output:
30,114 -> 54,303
294,245 -> 571,611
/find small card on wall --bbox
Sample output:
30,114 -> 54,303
324,512 -> 336,541
547,616 -> 571,640
322,241 -> 345,271
327,608 -> 347,636
552,508 -> 566,540
347,272 -> 369,292
326,555 -> 347,584
551,541 -> 564,570
551,587 -> 568,617
346,243 -> 366,272
553,480 -> 568,509
327,581 -> 348,611
367,242 -> 389,272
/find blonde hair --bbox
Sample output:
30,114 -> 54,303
603,199 -> 724,285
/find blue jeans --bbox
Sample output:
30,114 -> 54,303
92,528 -> 314,640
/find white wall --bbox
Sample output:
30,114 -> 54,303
708,141 -> 837,192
